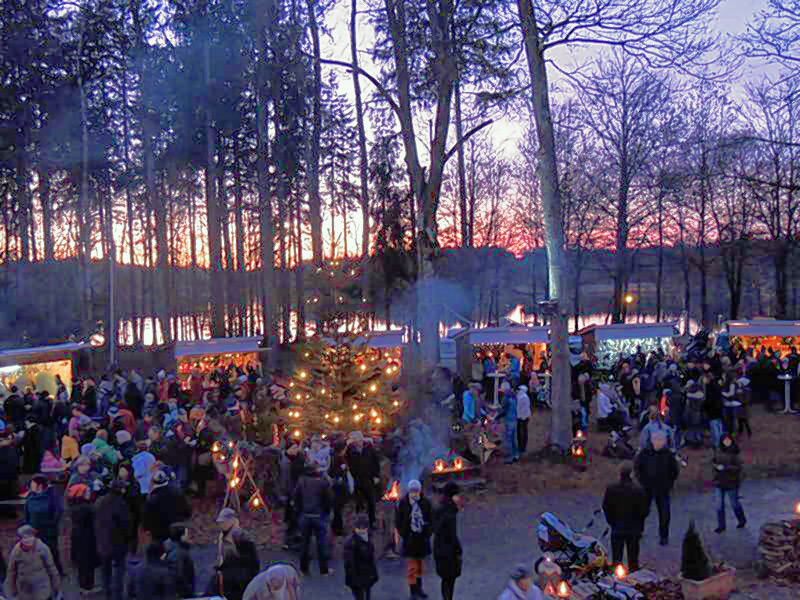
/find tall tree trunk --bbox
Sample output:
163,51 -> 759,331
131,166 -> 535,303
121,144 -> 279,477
78,26 -> 93,338
518,0 -> 571,451
656,187 -> 664,321
219,151 -> 230,336
16,134 -> 30,264
205,38 -> 224,338
306,0 -> 323,266
234,140 -> 246,336
295,188 -> 305,342
351,0 -> 370,257
40,167 -> 52,262
454,82 -> 469,247
105,177 -> 117,365
613,174 -> 630,323
121,70 -> 139,344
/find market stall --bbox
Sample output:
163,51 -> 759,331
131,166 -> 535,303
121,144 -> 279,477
0,341 -> 89,397
454,325 -> 549,383
579,322 -> 678,370
724,319 -> 800,358
175,336 -> 265,381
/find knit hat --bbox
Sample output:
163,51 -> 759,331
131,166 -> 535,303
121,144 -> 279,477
115,430 -> 132,445
108,405 -> 120,417
17,524 -> 35,538
500,381 -> 511,393
151,470 -> 169,488
80,443 -> 95,456
408,479 -> 422,492
510,564 -> 532,581
216,507 -> 238,525
442,481 -> 460,498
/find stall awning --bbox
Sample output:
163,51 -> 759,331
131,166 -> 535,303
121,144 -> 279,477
175,336 -> 264,359
0,342 -> 89,367
350,331 -> 406,349
465,326 -> 549,345
725,320 -> 800,338
578,322 -> 678,341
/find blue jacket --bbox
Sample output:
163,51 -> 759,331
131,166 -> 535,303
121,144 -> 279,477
24,488 -> 63,541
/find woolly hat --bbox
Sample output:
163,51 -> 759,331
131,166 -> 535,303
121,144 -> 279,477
407,479 -> 422,492
115,430 -> 132,445
216,507 -> 238,525
17,524 -> 35,538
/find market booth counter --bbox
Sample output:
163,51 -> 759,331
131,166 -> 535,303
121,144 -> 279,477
175,336 -> 266,381
0,341 -> 89,397
723,319 -> 800,358
454,325 -> 550,383
578,322 -> 678,370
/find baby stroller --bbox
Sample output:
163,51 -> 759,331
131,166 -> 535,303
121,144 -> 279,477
537,511 -> 610,582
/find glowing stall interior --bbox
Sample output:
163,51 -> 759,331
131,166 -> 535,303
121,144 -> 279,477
0,342 -> 89,397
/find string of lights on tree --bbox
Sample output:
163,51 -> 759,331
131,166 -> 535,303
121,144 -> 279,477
283,334 -> 403,440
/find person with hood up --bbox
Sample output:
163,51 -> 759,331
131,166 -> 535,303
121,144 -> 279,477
23,473 -> 64,575
344,514 -> 379,600
395,480 -> 433,599
208,507 -> 261,600
515,384 -> 532,455
143,468 -> 191,542
294,460 -> 333,576
634,430 -> 679,546
242,563 -> 302,600
131,440 -> 157,495
346,431 -> 380,529
95,479 -> 131,600
713,433 -> 747,533
164,523 -> 195,598
134,542 -> 177,600
602,462 -> 649,572
433,482 -> 463,600
91,429 -> 120,465
5,525 -> 60,600
496,564 -> 534,600
115,429 -> 136,461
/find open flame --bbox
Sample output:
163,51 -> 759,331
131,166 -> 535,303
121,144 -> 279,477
434,459 -> 446,473
615,563 -> 627,580
383,480 -> 400,501
557,580 -> 571,598
795,501 -> 800,515
453,458 -> 463,471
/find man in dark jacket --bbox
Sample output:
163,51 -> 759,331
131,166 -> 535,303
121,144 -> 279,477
634,431 -> 679,546
166,523 -> 195,598
713,434 -> 747,533
603,462 -> 649,572
24,474 -> 64,574
346,432 -> 381,528
135,542 -> 177,600
208,508 -> 260,600
294,461 -> 333,576
433,482 -> 463,600
0,423 -> 19,519
95,479 -> 131,600
143,469 -> 191,541
396,479 -> 433,599
344,514 -> 379,600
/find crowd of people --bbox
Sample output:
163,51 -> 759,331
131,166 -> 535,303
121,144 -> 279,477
0,333 -> 790,599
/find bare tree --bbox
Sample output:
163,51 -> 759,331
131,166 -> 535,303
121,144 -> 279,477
741,1 -> 800,73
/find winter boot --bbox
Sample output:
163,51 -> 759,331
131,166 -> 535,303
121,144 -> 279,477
416,578 -> 429,599
409,582 -> 419,599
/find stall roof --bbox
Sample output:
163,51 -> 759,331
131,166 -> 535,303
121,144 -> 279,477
724,320 -> 800,337
350,331 -> 406,349
578,322 -> 678,341
175,336 -> 264,359
465,326 -> 549,345
0,341 -> 89,367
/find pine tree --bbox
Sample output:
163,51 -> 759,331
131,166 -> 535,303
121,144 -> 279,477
282,334 -> 403,440
681,520 -> 711,581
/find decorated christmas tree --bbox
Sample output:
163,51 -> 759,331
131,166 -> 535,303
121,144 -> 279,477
282,333 -> 404,440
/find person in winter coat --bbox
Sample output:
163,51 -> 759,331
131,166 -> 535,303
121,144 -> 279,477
703,372 -> 724,448
66,480 -> 99,593
684,379 -> 705,447
0,421 -> 19,519
500,381 -> 519,464
602,462 -> 650,572
515,385 -> 532,455
23,474 -> 63,574
135,542 -> 177,600
165,523 -> 195,598
242,563 -> 302,600
207,508 -> 261,600
433,482 -> 463,600
95,479 -> 131,600
496,565 -> 534,600
115,462 -> 142,554
346,432 -> 380,529
713,433 -> 747,533
143,469 -> 192,542
395,480 -> 433,599
5,525 -> 60,600
344,514 -> 379,600
634,430 -> 680,546
294,462 -> 333,576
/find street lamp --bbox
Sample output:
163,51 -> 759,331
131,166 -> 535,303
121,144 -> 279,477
624,293 -> 635,305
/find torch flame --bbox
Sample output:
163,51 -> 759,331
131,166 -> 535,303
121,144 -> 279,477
383,480 -> 400,501
557,580 -> 571,598
434,459 -> 446,473
454,458 -> 463,471
795,501 -> 800,515
615,563 -> 627,580
211,442 -> 221,453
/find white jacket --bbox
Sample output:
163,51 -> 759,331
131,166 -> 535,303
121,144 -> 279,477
516,389 -> 532,420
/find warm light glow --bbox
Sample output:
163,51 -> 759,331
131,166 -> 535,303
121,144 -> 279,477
354,414 -> 362,422
324,413 -> 330,419
453,458 -> 463,471
289,381 -> 294,387
557,580 -> 571,598
299,371 -> 307,379
295,394 -> 302,400
352,403 -> 359,410
576,430 -> 584,439
624,293 -> 635,304
360,364 -> 367,371
375,417 -> 382,424
369,384 -> 377,392
383,480 -> 400,501
393,400 -> 400,407
370,409 -> 377,417
434,459 -> 446,473
228,441 -> 234,449
333,416 -> 340,423
233,458 -> 239,468
615,564 -> 627,580
229,476 -> 240,489
795,501 -> 800,515
293,430 -> 301,438
304,353 -> 310,358
211,442 -> 221,453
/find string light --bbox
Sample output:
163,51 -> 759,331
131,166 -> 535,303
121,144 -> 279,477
211,442 -> 221,453
293,429 -> 301,438
352,403 -> 358,410
369,384 -> 377,392
370,409 -> 377,417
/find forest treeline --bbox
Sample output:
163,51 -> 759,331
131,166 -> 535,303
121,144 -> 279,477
2,0 -> 800,350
